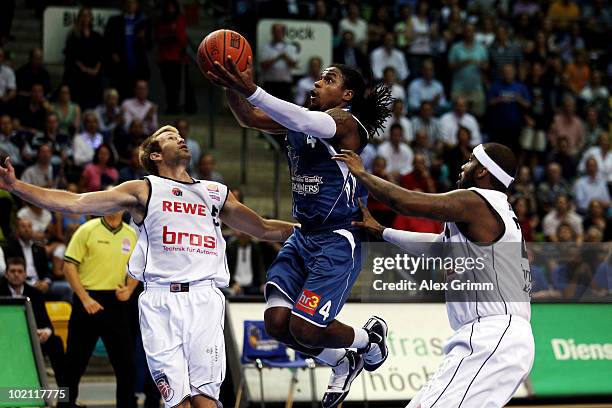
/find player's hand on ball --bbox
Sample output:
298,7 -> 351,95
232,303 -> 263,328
207,55 -> 257,96
0,156 -> 18,191
332,150 -> 366,177
352,198 -> 385,239
82,295 -> 104,314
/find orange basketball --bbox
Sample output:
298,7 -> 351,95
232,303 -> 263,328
197,29 -> 253,76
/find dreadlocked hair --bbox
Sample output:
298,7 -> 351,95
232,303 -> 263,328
330,64 -> 394,138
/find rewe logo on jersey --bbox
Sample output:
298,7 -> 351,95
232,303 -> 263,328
162,200 -> 207,216
295,289 -> 320,316
162,226 -> 216,248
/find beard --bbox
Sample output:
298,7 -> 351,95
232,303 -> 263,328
457,167 -> 476,189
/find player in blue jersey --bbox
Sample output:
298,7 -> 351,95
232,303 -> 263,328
207,56 -> 393,407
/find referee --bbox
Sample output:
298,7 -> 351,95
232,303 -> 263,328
59,209 -> 138,408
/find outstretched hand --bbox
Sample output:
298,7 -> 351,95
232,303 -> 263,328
352,198 -> 385,239
332,149 -> 366,177
206,55 -> 258,97
0,157 -> 17,192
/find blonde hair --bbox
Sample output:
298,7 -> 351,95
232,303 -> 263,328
138,125 -> 179,175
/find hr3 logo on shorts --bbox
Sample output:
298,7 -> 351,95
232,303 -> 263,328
296,289 -> 321,316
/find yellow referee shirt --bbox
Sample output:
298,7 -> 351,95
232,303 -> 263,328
64,218 -> 137,290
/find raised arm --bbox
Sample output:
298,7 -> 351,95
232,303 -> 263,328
225,89 -> 287,134
220,191 -> 296,242
0,157 -> 145,215
333,150 -> 483,223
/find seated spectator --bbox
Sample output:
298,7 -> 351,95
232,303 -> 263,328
549,95 -> 584,155
52,85 -> 81,137
194,152 -> 224,183
579,71 -> 609,116
380,100 -> 412,142
115,119 -> 146,167
512,196 -> 539,242
439,96 -> 481,147
121,80 -> 158,135
564,49 -> 590,94
63,7 -> 104,110
94,88 -> 122,141
377,123 -> 414,181
338,2 -> 368,52
443,126 -> 472,184
579,132 -> 611,183
542,194 -> 583,242
30,113 -> 72,168
3,218 -> 52,293
51,183 -> 88,244
119,148 -> 147,182
583,199 -> 611,241
583,106 -> 605,147
406,2 -> 433,73
593,256 -> 611,295
0,114 -> 24,170
17,203 -> 52,243
367,5 -> 392,51
381,67 -> 406,106
411,101 -> 442,146
0,47 -> 16,116
511,166 -> 538,214
79,144 -> 119,192
20,143 -> 57,188
226,231 -> 266,296
175,118 -> 200,172
573,157 -> 610,213
448,24 -> 488,117
475,15 -> 495,47
537,162 -> 571,213
488,25 -> 523,81
294,57 -> 322,107
370,32 -> 409,83
486,64 -> 530,151
0,257 -> 66,385
407,59 -> 447,114
16,47 -> 51,99
73,110 -> 103,167
367,156 -> 396,228
529,247 -> 560,299
333,31 -> 370,77
552,245 -> 599,300
546,136 -> 578,181
16,83 -> 51,133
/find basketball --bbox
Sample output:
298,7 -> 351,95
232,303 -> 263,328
197,29 -> 253,76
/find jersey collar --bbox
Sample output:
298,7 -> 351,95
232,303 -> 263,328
101,217 -> 123,234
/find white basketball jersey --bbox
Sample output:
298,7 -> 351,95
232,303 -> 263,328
128,175 -> 230,287
442,187 -> 531,330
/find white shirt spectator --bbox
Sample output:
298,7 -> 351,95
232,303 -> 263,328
339,18 -> 368,49
0,64 -> 16,98
294,75 -> 317,106
407,78 -> 447,111
121,98 -> 158,135
259,42 -> 298,83
370,47 -> 409,82
542,210 -> 583,238
17,206 -> 52,237
20,164 -> 55,188
409,15 -> 432,55
579,147 -> 612,182
73,131 -> 103,166
381,115 -> 413,142
573,175 -> 611,212
378,140 -> 414,175
388,83 -> 406,106
439,111 -> 481,146
580,85 -> 609,104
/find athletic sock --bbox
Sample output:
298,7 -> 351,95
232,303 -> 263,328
350,327 -> 370,349
316,348 -> 347,366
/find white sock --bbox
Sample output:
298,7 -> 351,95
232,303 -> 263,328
350,327 -> 370,349
316,348 -> 346,366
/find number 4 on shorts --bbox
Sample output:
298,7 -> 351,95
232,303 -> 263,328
319,300 -> 332,321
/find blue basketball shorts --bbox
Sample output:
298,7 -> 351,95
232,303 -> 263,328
265,227 -> 364,327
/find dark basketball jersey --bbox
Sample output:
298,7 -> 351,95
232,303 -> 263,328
285,129 -> 367,232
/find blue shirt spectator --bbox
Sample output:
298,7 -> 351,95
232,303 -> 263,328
487,64 -> 531,131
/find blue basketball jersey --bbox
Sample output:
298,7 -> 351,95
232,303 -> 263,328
285,129 -> 367,232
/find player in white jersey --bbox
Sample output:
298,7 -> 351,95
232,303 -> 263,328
0,125 -> 296,408
333,143 -> 534,408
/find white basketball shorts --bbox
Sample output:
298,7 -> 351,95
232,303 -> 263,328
139,280 -> 226,407
406,314 -> 534,408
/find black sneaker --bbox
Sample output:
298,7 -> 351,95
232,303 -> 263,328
321,350 -> 365,408
361,316 -> 388,371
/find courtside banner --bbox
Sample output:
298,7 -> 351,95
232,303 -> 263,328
227,302 -> 529,402
529,303 -> 612,396
256,19 -> 332,76
43,7 -> 120,64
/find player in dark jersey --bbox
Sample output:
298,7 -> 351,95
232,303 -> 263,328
207,57 -> 392,406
